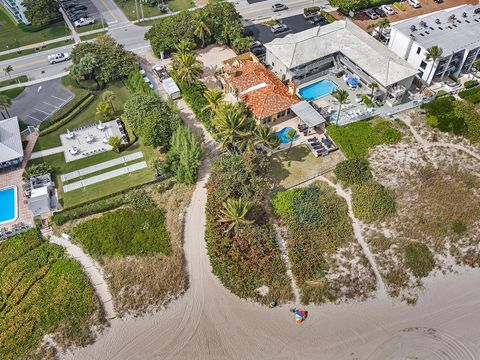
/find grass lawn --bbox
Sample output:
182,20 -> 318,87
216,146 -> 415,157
0,230 -> 99,358
268,145 -> 345,189
33,81 -> 131,151
0,75 -> 28,88
167,0 -> 195,12
327,117 -> 403,159
80,31 -> 107,41
0,87 -> 25,99
113,0 -> 163,21
29,142 -> 157,207
0,39 -> 74,62
0,8 -> 69,51
76,23 -> 106,33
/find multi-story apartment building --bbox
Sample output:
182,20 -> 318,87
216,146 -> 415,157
1,0 -> 30,24
388,4 -> 480,85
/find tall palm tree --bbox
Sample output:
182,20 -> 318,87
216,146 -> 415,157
102,90 -> 116,112
368,18 -> 390,40
202,89 -> 224,113
285,129 -> 297,155
332,89 -> 349,127
0,95 -> 12,119
219,197 -> 253,235
172,52 -> 203,84
213,103 -> 252,151
193,12 -> 211,48
3,65 -> 13,79
368,82 -> 379,101
425,46 -> 443,83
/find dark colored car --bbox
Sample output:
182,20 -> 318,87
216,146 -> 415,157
309,15 -> 327,25
252,47 -> 266,56
372,7 -> 386,17
73,4 -> 87,11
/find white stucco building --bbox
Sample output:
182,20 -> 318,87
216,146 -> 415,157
0,0 -> 30,24
388,4 -> 480,84
264,19 -> 418,106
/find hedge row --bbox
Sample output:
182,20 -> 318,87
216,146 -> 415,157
464,79 -> 479,89
39,93 -> 95,135
458,86 -> 480,104
170,72 -> 213,130
52,193 -> 128,225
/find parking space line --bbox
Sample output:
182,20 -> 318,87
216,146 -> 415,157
52,95 -> 70,102
27,114 -> 43,123
34,108 -> 52,115
43,101 -> 60,109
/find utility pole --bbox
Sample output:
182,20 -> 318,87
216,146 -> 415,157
140,0 -> 145,21
134,0 -> 140,22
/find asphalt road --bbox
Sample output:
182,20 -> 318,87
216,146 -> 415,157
245,14 -> 322,43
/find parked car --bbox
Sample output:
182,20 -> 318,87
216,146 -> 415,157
63,2 -> 77,9
271,23 -> 288,33
252,40 -> 262,49
73,4 -> 87,11
363,9 -> 379,20
74,17 -> 94,27
434,0 -> 443,3
309,15 -> 327,25
252,47 -> 266,56
407,0 -> 421,8
372,7 -> 386,17
48,53 -> 70,64
304,9 -> 320,19
380,5 -> 396,15
272,3 -> 288,11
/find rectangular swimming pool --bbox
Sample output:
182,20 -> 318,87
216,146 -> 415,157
298,79 -> 338,100
0,186 -> 18,224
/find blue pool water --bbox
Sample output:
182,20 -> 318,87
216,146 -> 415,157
298,79 -> 337,100
0,187 -> 17,224
274,127 -> 298,144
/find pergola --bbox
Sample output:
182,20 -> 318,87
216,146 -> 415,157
291,101 -> 326,131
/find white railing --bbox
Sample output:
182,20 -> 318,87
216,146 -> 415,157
20,126 -> 39,137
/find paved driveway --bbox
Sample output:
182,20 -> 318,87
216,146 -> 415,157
245,14 -> 322,44
8,79 -> 73,126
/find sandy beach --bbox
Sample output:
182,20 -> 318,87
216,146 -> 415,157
59,159 -> 480,360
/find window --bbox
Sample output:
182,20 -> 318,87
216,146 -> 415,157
420,61 -> 427,70
416,47 -> 421,55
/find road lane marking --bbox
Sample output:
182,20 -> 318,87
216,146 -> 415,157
98,0 -> 117,22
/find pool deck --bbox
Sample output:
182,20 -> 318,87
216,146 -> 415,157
0,132 -> 37,228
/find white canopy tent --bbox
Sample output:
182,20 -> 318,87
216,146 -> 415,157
291,101 -> 326,129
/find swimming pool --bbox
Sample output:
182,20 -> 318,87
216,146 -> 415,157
298,79 -> 337,100
274,127 -> 298,144
0,186 -> 18,225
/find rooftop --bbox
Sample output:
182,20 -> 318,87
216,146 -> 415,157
264,19 -> 418,87
223,54 -> 300,119
0,116 -> 23,164
391,4 -> 480,54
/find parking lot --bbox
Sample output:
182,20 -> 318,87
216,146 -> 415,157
60,0 -> 102,28
244,14 -> 323,44
8,79 -> 73,126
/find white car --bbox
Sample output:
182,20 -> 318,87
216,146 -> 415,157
74,17 -> 95,27
380,5 -> 396,15
48,53 -> 70,64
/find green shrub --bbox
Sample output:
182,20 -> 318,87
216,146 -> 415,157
52,194 -> 128,225
327,118 -> 402,159
434,89 -> 448,98
320,10 -> 336,23
393,2 -> 405,11
23,162 -> 53,180
459,87 -> 480,104
464,79 -> 479,89
271,182 -> 355,304
404,242 -> 435,278
157,177 -> 176,193
0,230 -> 97,359
334,159 -> 372,186
421,96 -> 468,135
127,188 -> 156,210
352,180 -> 396,222
39,94 -> 95,135
360,94 -> 374,107
452,220 -> 467,234
304,6 -> 321,14
72,209 -> 171,257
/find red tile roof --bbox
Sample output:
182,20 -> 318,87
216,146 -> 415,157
224,58 -> 300,119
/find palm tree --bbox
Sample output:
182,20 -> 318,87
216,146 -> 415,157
285,129 -> 297,155
368,82 -> 379,101
0,95 -> 12,119
368,18 -> 390,40
219,197 -> 254,235
332,89 -> 349,127
425,46 -> 443,83
193,12 -> 211,48
108,136 -> 122,152
172,52 -> 203,84
3,65 -> 13,79
102,90 -> 116,112
213,103 -> 252,151
96,100 -> 113,121
202,89 -> 224,113
174,38 -> 194,56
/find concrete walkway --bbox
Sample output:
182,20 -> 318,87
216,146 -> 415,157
60,152 -> 144,182
49,235 -> 116,320
63,161 -> 148,192
30,145 -> 65,159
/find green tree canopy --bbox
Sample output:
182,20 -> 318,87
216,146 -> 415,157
23,0 -> 60,27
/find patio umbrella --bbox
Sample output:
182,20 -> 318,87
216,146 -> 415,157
295,310 -> 308,324
347,77 -> 358,87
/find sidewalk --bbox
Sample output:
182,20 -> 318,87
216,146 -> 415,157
30,145 -> 65,160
